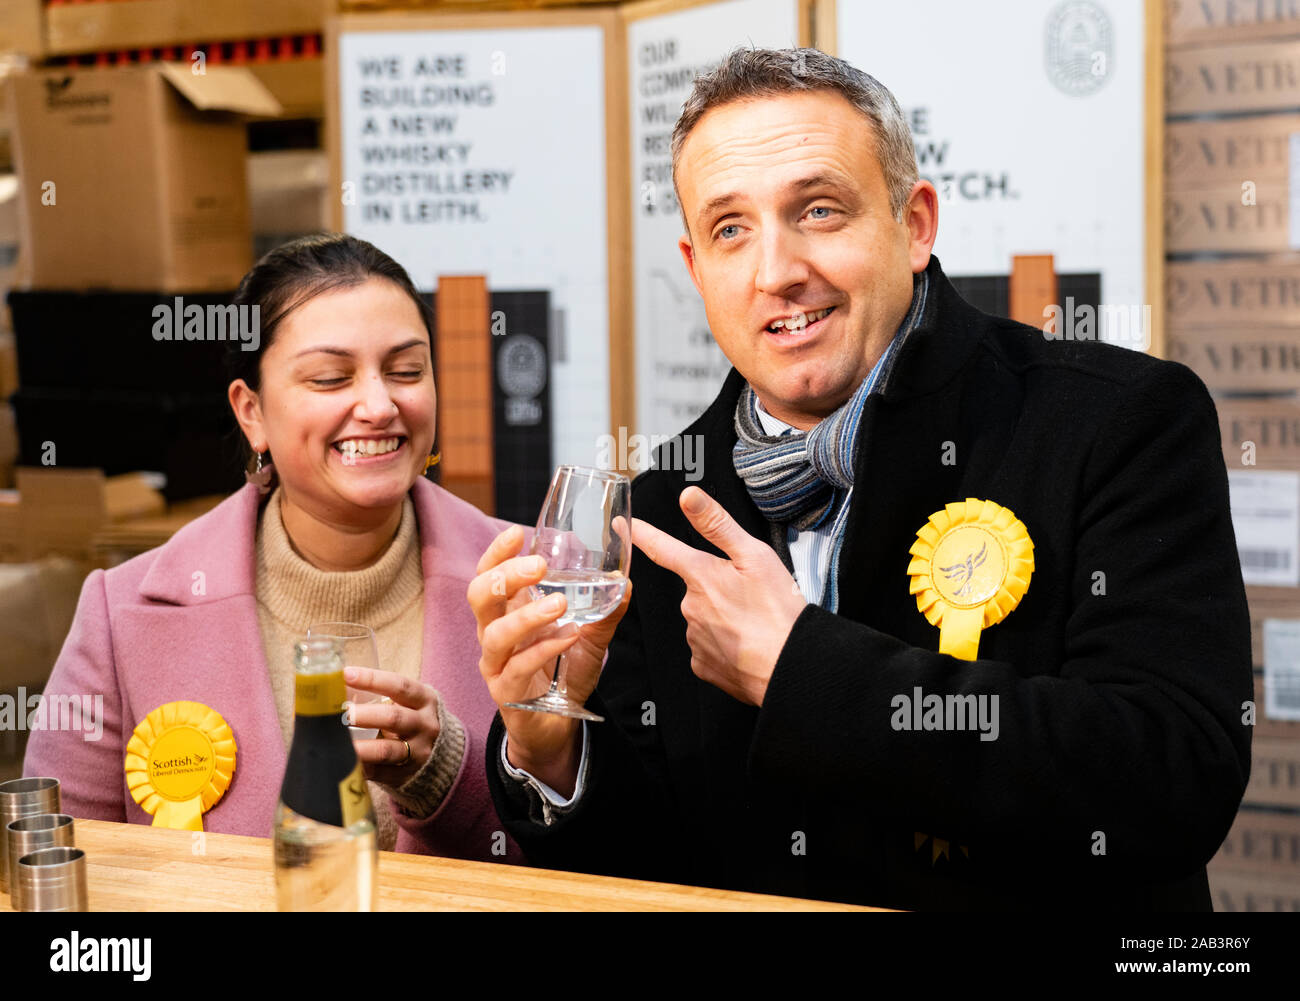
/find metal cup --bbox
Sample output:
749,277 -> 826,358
6,814 -> 75,910
0,777 -> 60,894
16,846 -> 87,912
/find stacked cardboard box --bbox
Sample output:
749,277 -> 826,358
1166,0 -> 1300,912
7,63 -> 279,291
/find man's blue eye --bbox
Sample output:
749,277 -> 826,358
719,224 -> 739,239
809,206 -> 831,219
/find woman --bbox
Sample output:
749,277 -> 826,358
24,234 -> 524,862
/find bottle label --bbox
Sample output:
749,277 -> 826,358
339,761 -> 371,828
295,670 -> 347,716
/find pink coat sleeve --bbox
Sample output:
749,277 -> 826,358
22,569 -> 128,822
390,729 -> 523,863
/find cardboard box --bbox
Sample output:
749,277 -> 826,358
0,488 -> 15,560
7,64 -> 280,291
44,0 -> 327,58
1165,115 -> 1299,190
1243,736 -> 1300,808
1208,868 -> 1300,911
248,149 -> 329,238
1218,398 -> 1300,473
15,467 -> 165,562
1168,257 -> 1300,328
1167,41 -> 1300,115
1166,183 -> 1289,254
1211,808 -> 1300,876
0,402 -> 15,489
246,58 -> 325,120
0,0 -> 43,59
1168,0 -> 1300,48
1168,327 -> 1300,393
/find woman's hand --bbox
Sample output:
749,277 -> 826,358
344,666 -> 441,789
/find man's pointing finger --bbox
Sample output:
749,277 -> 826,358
631,517 -> 708,583
679,486 -> 757,562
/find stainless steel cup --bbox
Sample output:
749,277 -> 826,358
16,846 -> 87,912
6,814 -> 74,910
0,777 -> 60,894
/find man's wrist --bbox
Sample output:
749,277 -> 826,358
505,727 -> 581,799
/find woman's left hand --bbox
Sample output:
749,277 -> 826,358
343,666 -> 441,789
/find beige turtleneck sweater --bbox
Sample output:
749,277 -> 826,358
254,488 -> 466,851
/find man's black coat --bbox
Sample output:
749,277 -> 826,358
486,255 -> 1253,910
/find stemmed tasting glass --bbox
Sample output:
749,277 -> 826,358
504,465 -> 631,721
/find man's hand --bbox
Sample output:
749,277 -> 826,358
467,524 -> 631,797
632,486 -> 807,706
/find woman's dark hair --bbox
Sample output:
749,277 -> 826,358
225,233 -> 434,469
227,232 -> 432,393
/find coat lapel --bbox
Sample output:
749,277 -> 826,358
836,257 -> 1020,647
119,485 -> 284,827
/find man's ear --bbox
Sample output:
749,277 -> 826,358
678,233 -> 705,298
227,379 -> 266,453
904,179 -> 940,274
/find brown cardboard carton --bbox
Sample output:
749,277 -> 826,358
1166,115 -> 1300,191
248,149 -> 329,239
1167,40 -> 1300,115
44,0 -> 327,57
1208,868 -> 1300,911
1168,0 -> 1300,48
1211,808 -> 1300,877
0,0 -> 43,59
7,64 -> 280,291
1243,736 -> 1300,808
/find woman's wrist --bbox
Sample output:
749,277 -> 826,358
385,697 -> 466,818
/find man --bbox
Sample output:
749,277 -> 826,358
468,48 -> 1252,910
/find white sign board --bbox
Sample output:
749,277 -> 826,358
629,0 -> 801,445
839,0 -> 1147,347
338,26 -> 610,465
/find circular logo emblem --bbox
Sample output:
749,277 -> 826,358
146,725 -> 216,801
497,334 -> 546,398
931,525 -> 1007,609
1045,0 -> 1113,97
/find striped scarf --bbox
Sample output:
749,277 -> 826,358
732,271 -> 930,610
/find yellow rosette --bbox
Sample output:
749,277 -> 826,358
124,701 -> 236,830
907,498 -> 1034,661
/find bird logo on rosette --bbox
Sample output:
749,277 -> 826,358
939,541 -> 989,601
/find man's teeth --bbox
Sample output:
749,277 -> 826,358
336,437 -> 402,457
769,307 -> 834,332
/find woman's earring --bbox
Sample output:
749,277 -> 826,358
246,450 -> 274,494
424,451 -> 441,472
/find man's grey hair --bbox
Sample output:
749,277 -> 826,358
671,47 -> 919,230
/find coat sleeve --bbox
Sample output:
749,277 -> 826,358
388,703 -> 525,864
23,569 -> 129,822
749,362 -> 1253,880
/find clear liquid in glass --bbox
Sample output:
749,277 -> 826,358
530,569 -> 629,626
